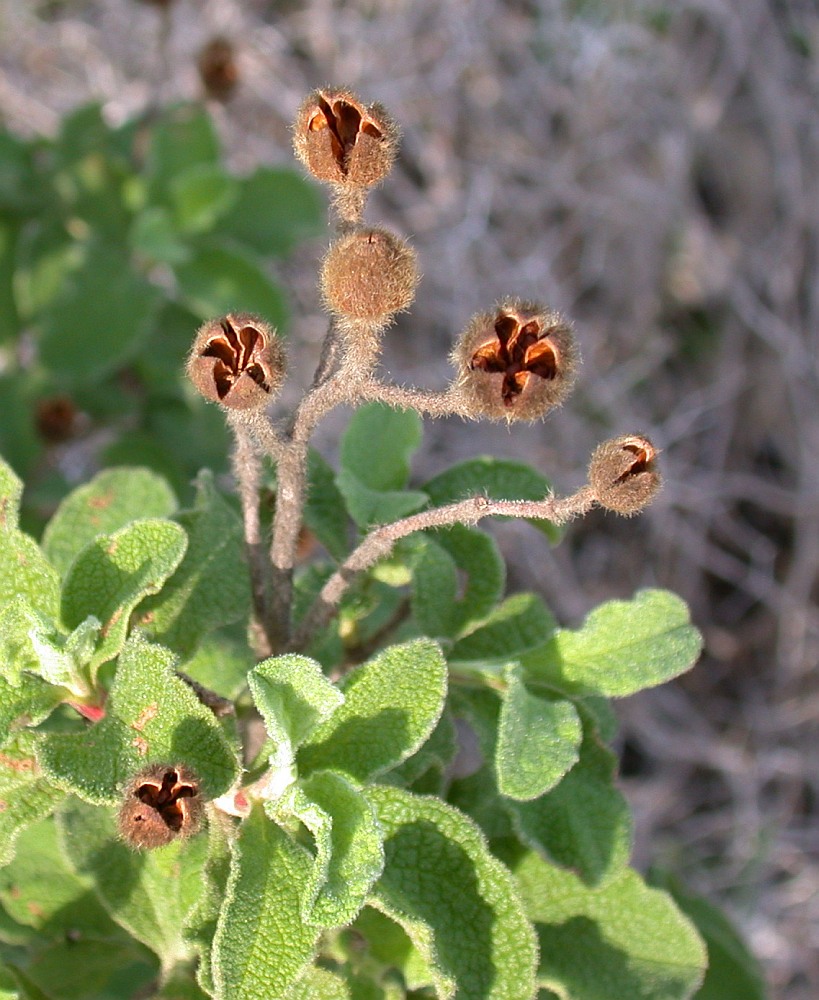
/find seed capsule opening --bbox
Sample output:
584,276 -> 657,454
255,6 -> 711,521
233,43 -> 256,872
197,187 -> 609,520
118,764 -> 203,850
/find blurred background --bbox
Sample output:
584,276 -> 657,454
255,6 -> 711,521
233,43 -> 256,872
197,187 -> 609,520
0,0 -> 816,996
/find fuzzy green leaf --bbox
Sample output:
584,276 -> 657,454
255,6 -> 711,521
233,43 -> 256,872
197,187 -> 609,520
339,404 -> 422,493
505,727 -> 632,886
298,639 -> 447,783
305,450 -> 350,560
367,786 -> 538,1000
184,817 -> 232,998
147,105 -> 220,195
212,805 -> 320,1000
38,634 -> 240,803
286,771 -> 384,928
0,733 -> 64,866
423,456 -> 560,541
496,667 -> 582,801
285,967 -> 350,1000
42,467 -> 177,577
138,472 -> 251,657
521,590 -> 703,697
408,536 -> 460,637
429,526 -> 506,636
449,593 -> 557,667
182,633 -> 255,701
250,654 -> 344,799
170,163 -> 239,234
60,519 -> 187,673
335,468 -> 429,530
0,674 -> 64,751
510,850 -> 707,999
57,797 -> 207,964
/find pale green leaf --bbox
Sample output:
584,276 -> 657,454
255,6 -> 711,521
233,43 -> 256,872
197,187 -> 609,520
449,593 -> 557,667
175,246 -> 288,327
287,771 -> 384,928
212,805 -> 320,1000
285,967 -> 350,999
60,519 -> 187,672
521,590 -> 702,697
184,817 -> 232,998
298,639 -> 447,783
0,674 -> 64,751
42,467 -> 177,577
170,164 -> 239,234
339,404 -> 422,492
58,797 -> 207,964
335,468 -> 429,530
138,471 -> 251,657
510,850 -> 707,1000
367,786 -> 538,1000
38,634 -> 240,803
496,667 -> 582,801
0,732 -> 64,865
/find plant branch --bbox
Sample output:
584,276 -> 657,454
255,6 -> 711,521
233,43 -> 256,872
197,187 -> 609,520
356,378 -> 465,418
290,485 -> 597,649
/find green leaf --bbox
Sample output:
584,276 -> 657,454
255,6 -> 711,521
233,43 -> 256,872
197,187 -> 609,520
285,967 -> 350,1000
336,468 -> 429,529
496,666 -> 582,801
42,468 -> 177,577
408,536 -> 460,638
521,590 -> 703,697
57,797 -> 207,964
449,593 -> 557,667
184,816 -> 232,998
509,849 -> 707,1000
38,634 -> 240,803
340,404 -> 422,493
147,105 -> 221,197
656,877 -> 767,1000
38,241 -> 161,383
175,245 -> 288,327
129,206 -> 192,265
304,450 -> 349,560
367,786 -> 538,1000
138,471 -> 251,657
212,805 -> 320,1000
424,456 -> 560,541
0,674 -> 64,751
287,771 -> 384,927
386,707 -> 458,789
430,526 -> 506,636
298,639 -> 447,783
505,726 -> 632,886
182,632 -> 255,701
353,906 -> 436,993
171,163 -> 239,234
249,654 -> 344,798
60,518 -> 188,673
221,168 -> 324,257
0,457 -> 60,619
0,733 -> 64,865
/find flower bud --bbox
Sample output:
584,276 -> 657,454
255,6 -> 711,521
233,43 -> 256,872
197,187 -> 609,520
117,764 -> 203,850
451,301 -> 578,421
187,313 -> 285,411
588,435 -> 661,515
320,228 -> 418,323
293,89 -> 398,188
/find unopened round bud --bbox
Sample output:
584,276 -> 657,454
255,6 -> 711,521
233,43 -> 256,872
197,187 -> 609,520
293,88 -> 398,188
117,764 -> 203,850
451,301 -> 578,422
320,228 -> 418,323
198,37 -> 239,102
588,435 -> 661,515
187,313 -> 285,411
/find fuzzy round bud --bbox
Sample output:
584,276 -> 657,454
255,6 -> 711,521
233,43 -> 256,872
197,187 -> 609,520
198,37 -> 239,102
117,764 -> 203,850
451,301 -> 578,422
186,313 -> 285,411
588,435 -> 661,515
293,88 -> 398,188
320,228 -> 418,323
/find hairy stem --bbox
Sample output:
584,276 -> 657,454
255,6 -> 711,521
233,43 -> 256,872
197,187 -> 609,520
357,378 -> 465,418
290,486 -> 597,649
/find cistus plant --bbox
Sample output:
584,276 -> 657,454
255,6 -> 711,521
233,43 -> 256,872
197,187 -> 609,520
0,87 -> 764,1000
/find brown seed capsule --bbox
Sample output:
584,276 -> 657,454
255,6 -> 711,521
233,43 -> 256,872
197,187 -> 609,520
293,88 -> 398,188
320,228 -> 418,323
198,37 -> 239,102
186,313 -> 285,411
451,301 -> 578,422
117,764 -> 203,850
588,435 -> 662,515
35,395 -> 78,443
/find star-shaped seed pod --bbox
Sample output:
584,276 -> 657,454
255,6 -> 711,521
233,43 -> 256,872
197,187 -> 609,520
588,435 -> 662,515
451,301 -> 579,421
187,313 -> 285,411
293,88 -> 398,188
117,764 -> 203,850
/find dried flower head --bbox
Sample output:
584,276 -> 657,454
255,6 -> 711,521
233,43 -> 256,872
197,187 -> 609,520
117,764 -> 203,850
293,88 -> 398,188
451,302 -> 578,421
588,434 -> 661,515
187,313 -> 285,411
320,228 -> 418,324
198,37 -> 239,101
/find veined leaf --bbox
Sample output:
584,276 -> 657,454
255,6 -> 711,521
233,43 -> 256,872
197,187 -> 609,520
0,732 -> 64,866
